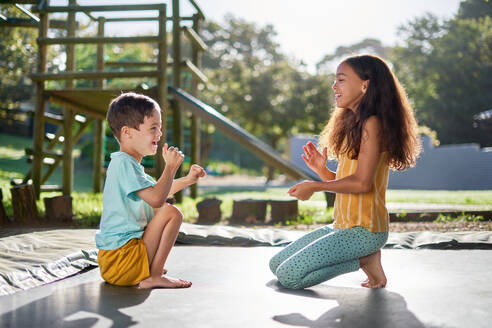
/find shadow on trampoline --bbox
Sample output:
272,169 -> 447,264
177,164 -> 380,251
0,281 -> 151,328
266,279 -> 431,328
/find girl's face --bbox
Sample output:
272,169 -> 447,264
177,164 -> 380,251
332,62 -> 368,111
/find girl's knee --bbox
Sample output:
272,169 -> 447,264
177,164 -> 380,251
275,262 -> 303,290
269,255 -> 281,275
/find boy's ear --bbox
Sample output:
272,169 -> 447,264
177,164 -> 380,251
121,126 -> 131,139
361,80 -> 369,94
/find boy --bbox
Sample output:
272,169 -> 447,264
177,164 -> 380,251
96,92 -> 206,289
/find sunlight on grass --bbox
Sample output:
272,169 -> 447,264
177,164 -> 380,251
0,132 -> 491,227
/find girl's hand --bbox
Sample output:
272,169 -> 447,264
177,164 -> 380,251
302,141 -> 328,174
288,181 -> 315,201
162,143 -> 184,170
187,164 -> 207,184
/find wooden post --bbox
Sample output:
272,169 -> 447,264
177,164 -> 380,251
62,0 -> 76,196
93,16 -> 106,193
196,198 -> 221,225
230,199 -> 268,225
11,184 -> 39,225
172,0 -> 183,202
190,14 -> 202,199
32,0 -> 49,199
44,196 -> 73,223
155,4 -> 168,177
324,192 -> 335,208
0,189 -> 9,225
270,200 -> 299,224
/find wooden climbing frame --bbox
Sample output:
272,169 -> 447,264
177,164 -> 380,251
2,0 -> 207,201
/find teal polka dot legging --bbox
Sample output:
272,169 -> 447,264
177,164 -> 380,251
269,226 -> 388,289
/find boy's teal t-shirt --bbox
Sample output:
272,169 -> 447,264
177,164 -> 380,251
95,151 -> 156,250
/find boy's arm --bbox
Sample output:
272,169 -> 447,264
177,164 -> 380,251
137,165 -> 178,208
168,176 -> 193,197
137,144 -> 183,207
168,164 -> 207,196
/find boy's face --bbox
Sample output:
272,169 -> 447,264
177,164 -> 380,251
123,108 -> 162,157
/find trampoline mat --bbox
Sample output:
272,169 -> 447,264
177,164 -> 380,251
1,246 -> 491,328
1,223 -> 492,297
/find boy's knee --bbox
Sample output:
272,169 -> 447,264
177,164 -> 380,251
156,204 -> 183,223
167,204 -> 183,222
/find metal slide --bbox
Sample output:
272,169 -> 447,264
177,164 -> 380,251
169,87 -> 335,205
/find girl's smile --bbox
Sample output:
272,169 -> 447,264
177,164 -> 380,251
333,62 -> 368,111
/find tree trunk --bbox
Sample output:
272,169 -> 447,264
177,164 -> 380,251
266,137 -> 279,183
0,189 -> 9,225
270,200 -> 298,224
200,129 -> 213,164
44,195 -> 73,223
11,184 -> 39,225
230,199 -> 267,225
196,197 -> 222,225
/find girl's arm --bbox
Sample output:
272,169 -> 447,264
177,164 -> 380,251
289,116 -> 382,199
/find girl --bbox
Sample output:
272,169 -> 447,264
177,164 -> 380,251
269,54 -> 420,289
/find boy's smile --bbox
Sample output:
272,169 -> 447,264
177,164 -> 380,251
120,108 -> 162,162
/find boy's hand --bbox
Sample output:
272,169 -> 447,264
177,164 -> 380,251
186,164 -> 207,184
162,143 -> 184,171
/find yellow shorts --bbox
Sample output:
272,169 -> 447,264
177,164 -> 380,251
98,238 -> 150,286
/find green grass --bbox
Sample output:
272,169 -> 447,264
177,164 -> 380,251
1,132 -> 491,227
387,189 -> 492,205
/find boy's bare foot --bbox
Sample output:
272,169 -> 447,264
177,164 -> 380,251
359,250 -> 387,288
138,275 -> 192,289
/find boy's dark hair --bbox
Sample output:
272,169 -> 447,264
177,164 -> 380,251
106,92 -> 160,140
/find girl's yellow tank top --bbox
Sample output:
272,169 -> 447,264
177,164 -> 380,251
333,151 -> 389,232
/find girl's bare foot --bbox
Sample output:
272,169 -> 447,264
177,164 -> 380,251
361,267 -> 373,286
359,250 -> 387,288
138,275 -> 192,289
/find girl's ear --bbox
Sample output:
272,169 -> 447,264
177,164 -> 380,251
361,80 -> 369,94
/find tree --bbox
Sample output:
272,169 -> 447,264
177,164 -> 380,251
316,38 -> 391,74
391,1 -> 492,147
199,16 -> 335,177
457,0 -> 492,19
0,6 -> 38,108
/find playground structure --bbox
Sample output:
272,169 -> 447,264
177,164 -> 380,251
1,0 -> 334,207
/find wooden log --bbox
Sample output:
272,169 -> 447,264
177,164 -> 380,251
196,198 -> 221,225
10,184 -> 39,225
43,196 -> 73,222
230,199 -> 267,225
270,200 -> 299,224
0,189 -> 9,225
